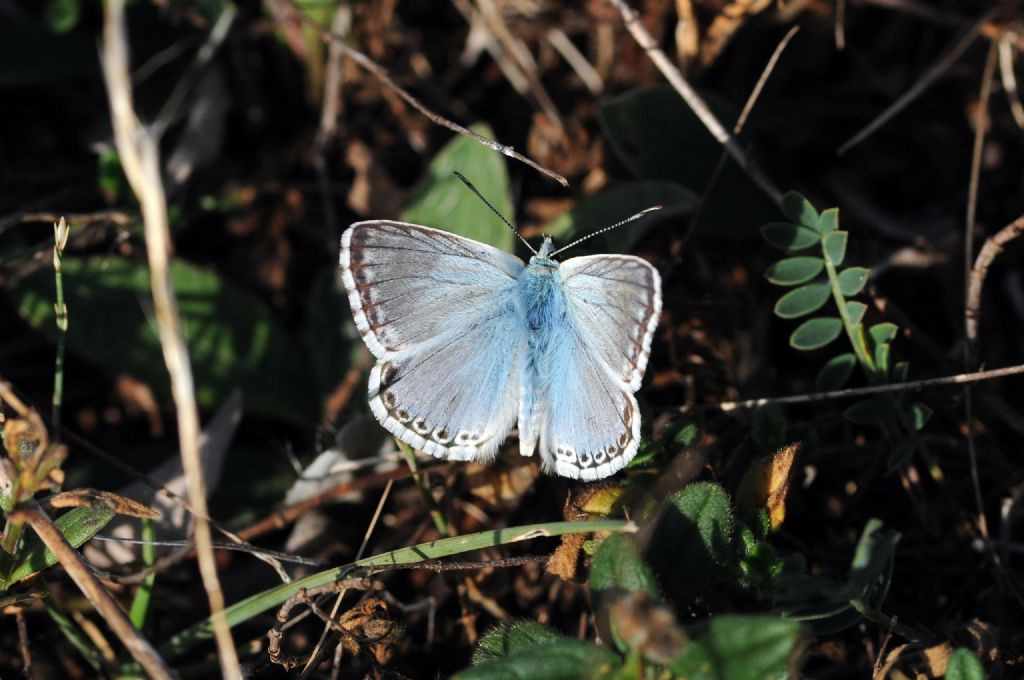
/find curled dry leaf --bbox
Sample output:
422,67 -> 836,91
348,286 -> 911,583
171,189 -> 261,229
609,590 -> 686,665
736,442 -> 799,530
46,488 -> 160,519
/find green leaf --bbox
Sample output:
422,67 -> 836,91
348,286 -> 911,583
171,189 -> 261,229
893,361 -> 910,383
819,207 -> 839,233
457,640 -> 618,679
846,301 -> 867,326
670,616 -> 800,680
590,534 -> 660,597
780,191 -> 820,230
765,256 -> 824,286
761,223 -> 819,251
645,482 -> 735,602
44,0 -> 80,33
843,398 -> 892,425
599,86 -> 776,238
10,256 -> 318,426
790,317 -> 843,350
5,508 -> 115,587
837,267 -> 869,296
815,353 -> 857,391
946,648 -> 986,680
909,402 -> 933,431
875,342 -> 891,375
544,180 -> 697,251
302,270 -> 354,409
846,518 -> 899,607
402,123 -> 513,251
869,322 -> 899,345
473,621 -> 566,664
822,231 -> 848,266
774,283 -> 830,319
752,404 -> 786,454
672,421 -> 700,447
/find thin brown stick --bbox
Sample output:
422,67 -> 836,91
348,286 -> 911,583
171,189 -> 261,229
963,41 -> 999,544
15,608 -> 31,678
708,363 -> 1024,412
966,214 -> 1024,345
998,36 -> 1024,130
100,2 -> 239,676
607,0 -> 783,205
837,7 -> 993,155
10,502 -> 175,680
269,0 -> 568,187
687,26 -> 799,240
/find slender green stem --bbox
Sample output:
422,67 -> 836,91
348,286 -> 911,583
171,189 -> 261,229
159,518 -> 634,660
129,518 -> 157,631
822,254 -> 876,375
399,441 -> 450,537
52,218 -> 70,442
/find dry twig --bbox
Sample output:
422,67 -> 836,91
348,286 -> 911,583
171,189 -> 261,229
100,1 -> 238,675
966,214 -> 1024,347
9,502 -> 175,680
270,0 -> 568,187
607,0 -> 782,205
710,363 -> 1024,412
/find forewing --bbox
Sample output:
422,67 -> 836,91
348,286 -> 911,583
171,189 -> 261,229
559,254 -> 661,390
368,304 -> 525,461
340,220 -> 527,461
340,220 -> 524,358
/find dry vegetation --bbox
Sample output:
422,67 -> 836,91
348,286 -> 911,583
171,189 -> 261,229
1,0 -> 1023,678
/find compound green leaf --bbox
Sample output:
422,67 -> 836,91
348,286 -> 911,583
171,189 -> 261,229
780,192 -> 820,231
761,223 -> 819,251
774,283 -> 831,319
823,231 -> 848,266
815,353 -> 857,391
837,267 -> 869,296
790,317 -> 843,350
765,256 -> 824,286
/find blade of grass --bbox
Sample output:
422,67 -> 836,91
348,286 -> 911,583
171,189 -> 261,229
128,518 -> 157,631
159,518 -> 633,660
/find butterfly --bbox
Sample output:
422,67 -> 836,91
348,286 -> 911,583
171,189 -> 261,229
339,217 -> 661,481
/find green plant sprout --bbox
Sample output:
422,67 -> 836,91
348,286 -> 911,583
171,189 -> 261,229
762,192 -> 934,468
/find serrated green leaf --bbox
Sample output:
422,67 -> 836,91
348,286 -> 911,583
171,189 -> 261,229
473,621 -> 566,665
645,482 -> 735,602
6,508 -> 115,587
869,322 -> 899,345
822,231 -> 848,266
815,353 -> 857,391
837,267 -> 869,296
402,123 -> 513,251
843,398 -> 892,425
845,301 -> 867,326
590,533 -> 660,597
765,257 -> 825,286
752,404 -> 786,454
819,207 -> 839,233
10,256 -> 318,426
458,639 -> 618,679
909,402 -> 933,431
946,648 -> 986,680
790,317 -> 843,350
774,283 -> 831,319
670,616 -> 799,680
761,223 -> 820,251
781,191 -> 819,230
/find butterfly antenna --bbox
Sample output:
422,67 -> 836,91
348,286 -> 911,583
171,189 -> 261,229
550,205 -> 663,257
454,171 -> 537,255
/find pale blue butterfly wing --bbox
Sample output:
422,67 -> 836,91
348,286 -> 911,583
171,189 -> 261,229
340,221 -> 526,461
534,255 -> 661,480
340,220 -> 661,481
